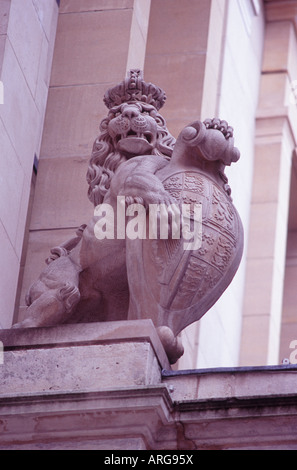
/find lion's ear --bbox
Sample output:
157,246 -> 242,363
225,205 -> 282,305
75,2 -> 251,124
99,117 -> 110,132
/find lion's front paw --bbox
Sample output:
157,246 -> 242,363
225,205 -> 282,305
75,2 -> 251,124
124,190 -> 182,239
148,200 -> 182,240
124,195 -> 145,207
124,189 -> 176,210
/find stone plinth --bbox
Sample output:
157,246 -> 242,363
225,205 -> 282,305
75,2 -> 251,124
0,320 -> 170,396
1,322 -> 297,450
0,320 -> 172,450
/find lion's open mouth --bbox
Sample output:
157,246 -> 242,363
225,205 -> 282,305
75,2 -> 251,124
115,130 -> 154,145
115,132 -> 156,156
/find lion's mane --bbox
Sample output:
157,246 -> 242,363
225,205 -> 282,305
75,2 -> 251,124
86,108 -> 176,206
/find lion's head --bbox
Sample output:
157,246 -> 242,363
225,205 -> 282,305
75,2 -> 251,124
86,101 -> 176,206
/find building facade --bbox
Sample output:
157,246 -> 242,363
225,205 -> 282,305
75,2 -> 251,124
1,0 -> 297,451
1,0 -> 297,369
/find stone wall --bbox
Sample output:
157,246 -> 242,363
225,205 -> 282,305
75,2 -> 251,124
241,1 -> 297,365
197,0 -> 265,368
0,0 -> 59,328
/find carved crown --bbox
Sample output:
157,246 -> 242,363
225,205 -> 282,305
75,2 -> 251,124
103,69 -> 167,111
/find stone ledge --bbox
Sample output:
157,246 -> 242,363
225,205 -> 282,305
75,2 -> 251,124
175,392 -> 297,450
0,385 -> 173,450
1,381 -> 297,449
0,319 -> 169,366
162,364 -> 297,402
2,322 -> 297,449
1,319 -> 164,350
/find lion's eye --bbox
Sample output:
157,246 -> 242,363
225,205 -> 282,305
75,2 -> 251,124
155,116 -> 164,125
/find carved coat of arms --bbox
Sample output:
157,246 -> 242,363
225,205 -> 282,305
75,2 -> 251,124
13,70 -> 244,364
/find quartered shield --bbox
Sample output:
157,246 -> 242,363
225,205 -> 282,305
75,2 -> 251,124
126,170 -> 244,336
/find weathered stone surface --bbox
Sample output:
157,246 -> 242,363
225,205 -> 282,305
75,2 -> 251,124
0,320 -> 170,396
162,365 -> 297,402
13,70 -> 243,365
0,333 -> 297,450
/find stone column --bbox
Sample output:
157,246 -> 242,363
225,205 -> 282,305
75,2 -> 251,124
144,0 -> 224,139
0,0 -> 59,327
240,1 -> 297,365
279,224 -> 297,363
0,0 -> 10,76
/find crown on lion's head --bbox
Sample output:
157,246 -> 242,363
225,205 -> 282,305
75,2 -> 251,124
86,70 -> 175,206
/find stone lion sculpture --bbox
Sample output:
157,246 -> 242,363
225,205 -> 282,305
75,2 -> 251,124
13,70 -> 243,364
